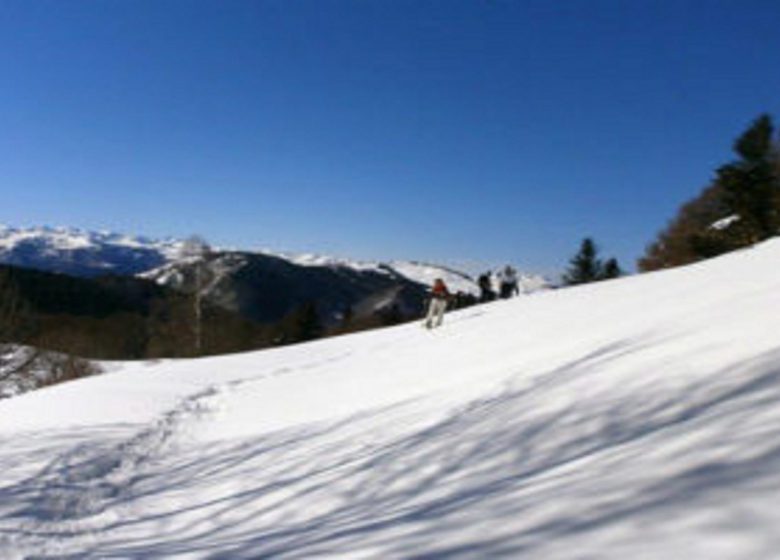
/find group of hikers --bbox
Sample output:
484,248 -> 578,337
423,265 -> 521,329
478,265 -> 521,301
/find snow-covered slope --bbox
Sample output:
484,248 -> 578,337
268,252 -> 549,295
386,260 -> 480,294
0,345 -> 100,399
2,240 -> 780,558
274,252 -> 485,294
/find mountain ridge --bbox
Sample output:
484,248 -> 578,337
0,225 -> 550,292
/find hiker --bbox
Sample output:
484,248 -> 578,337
498,265 -> 520,299
424,278 -> 451,329
478,272 -> 495,303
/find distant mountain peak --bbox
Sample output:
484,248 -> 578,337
0,226 -> 185,277
0,226 -> 550,293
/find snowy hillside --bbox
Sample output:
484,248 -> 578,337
2,240 -> 780,558
386,260 -> 480,295
266,252 -> 550,296
0,345 -> 100,399
272,252 -> 487,295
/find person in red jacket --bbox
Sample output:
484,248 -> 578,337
424,278 -> 451,329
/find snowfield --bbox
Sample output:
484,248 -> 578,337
1,240 -> 780,559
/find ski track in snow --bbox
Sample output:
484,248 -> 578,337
1,386 -> 225,557
0,360 -> 344,559
7,349 -> 780,559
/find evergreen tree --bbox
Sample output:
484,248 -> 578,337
639,113 -> 780,271
601,258 -> 623,280
340,304 -> 353,330
563,238 -> 603,285
378,303 -> 404,326
280,302 -> 323,343
718,114 -> 779,245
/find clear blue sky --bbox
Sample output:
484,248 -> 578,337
2,0 -> 780,276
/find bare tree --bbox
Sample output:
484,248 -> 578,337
180,235 -> 212,355
1,346 -> 99,395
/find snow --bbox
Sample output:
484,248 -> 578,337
274,251 -> 386,273
1,239 -> 780,558
388,260 -> 479,294
0,346 -> 44,398
0,226 -> 186,264
711,215 -> 741,231
0,346 -> 102,399
262,250 -> 549,296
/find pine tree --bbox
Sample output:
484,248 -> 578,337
378,303 -> 404,326
601,258 -> 623,280
281,302 -> 323,343
639,113 -> 780,271
563,238 -> 603,285
718,114 -> 779,245
340,304 -> 353,329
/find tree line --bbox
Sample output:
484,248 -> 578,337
561,113 -> 779,285
639,114 -> 780,271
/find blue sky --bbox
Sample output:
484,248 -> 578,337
2,0 -> 780,275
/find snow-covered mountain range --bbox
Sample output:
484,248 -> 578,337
0,225 -> 548,336
1,238 -> 779,558
0,225 -> 184,277
0,225 -> 550,293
